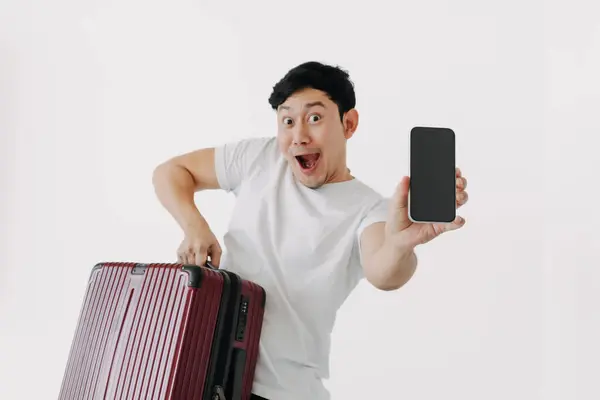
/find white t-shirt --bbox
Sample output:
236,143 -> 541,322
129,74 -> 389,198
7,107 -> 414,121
214,136 -> 389,400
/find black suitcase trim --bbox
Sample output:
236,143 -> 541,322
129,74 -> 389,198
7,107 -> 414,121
182,263 -> 244,400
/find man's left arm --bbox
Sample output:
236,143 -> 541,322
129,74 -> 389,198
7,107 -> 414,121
359,170 -> 469,291
360,222 -> 418,291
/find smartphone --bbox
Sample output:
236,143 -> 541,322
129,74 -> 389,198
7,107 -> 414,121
409,126 -> 456,223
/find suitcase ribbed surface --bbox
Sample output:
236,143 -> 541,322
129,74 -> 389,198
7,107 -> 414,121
59,262 -> 224,400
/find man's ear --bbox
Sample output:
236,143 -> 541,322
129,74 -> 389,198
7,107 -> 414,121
343,109 -> 359,139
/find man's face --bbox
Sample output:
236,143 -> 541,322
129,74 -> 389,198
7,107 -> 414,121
276,88 -> 358,189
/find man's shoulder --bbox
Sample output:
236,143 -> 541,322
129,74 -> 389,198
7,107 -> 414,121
218,135 -> 282,169
238,135 -> 281,172
312,178 -> 389,225
353,178 -> 385,198
214,135 -> 281,193
218,135 -> 278,158
344,178 -> 387,207
239,135 -> 278,149
345,179 -> 390,226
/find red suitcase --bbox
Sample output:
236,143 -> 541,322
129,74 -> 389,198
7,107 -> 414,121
58,261 -> 265,400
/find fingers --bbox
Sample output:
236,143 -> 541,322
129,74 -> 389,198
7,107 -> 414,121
177,240 -> 222,268
456,190 -> 468,207
194,248 -> 207,267
176,246 -> 189,264
177,249 -> 198,265
210,244 -> 223,268
443,216 -> 466,232
177,242 -> 206,266
455,171 -> 468,208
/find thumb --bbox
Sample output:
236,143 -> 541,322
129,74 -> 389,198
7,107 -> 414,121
391,176 -> 411,223
209,243 -> 222,268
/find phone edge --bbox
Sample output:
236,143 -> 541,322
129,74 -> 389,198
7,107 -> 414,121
407,126 -> 457,224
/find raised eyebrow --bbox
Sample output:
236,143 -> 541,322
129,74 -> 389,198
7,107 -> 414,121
278,101 -> 326,112
305,101 -> 326,109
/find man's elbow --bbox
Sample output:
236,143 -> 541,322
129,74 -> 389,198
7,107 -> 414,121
154,148 -> 220,191
363,252 -> 418,291
365,276 -> 398,291
365,267 -> 417,291
153,159 -> 193,185
152,161 -> 175,188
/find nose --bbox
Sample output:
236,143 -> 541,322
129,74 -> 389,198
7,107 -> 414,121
292,123 -> 311,146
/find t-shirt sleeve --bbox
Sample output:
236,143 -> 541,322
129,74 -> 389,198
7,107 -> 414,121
214,136 -> 276,194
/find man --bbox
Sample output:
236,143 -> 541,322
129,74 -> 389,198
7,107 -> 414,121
152,61 -> 469,400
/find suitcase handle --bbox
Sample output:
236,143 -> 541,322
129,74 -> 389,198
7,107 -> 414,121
182,261 -> 217,270
204,261 -> 217,270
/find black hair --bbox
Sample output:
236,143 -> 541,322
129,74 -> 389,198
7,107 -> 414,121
268,61 -> 356,122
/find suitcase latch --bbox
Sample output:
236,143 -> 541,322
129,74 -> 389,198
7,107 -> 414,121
132,264 -> 148,275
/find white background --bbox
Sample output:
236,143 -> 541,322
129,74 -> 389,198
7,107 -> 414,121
1,0 -> 599,399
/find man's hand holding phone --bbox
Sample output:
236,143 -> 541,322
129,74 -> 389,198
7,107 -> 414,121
384,126 -> 470,249
386,168 -> 468,249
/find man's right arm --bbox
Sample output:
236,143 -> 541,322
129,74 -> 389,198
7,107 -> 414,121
152,137 -> 273,265
152,147 -> 220,237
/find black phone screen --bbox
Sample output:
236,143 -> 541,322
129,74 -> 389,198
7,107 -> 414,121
409,127 -> 456,223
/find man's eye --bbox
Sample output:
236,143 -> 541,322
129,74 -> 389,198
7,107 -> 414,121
283,117 -> 293,125
309,114 -> 321,123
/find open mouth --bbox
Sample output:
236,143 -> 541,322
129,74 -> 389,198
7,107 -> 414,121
295,153 -> 321,172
